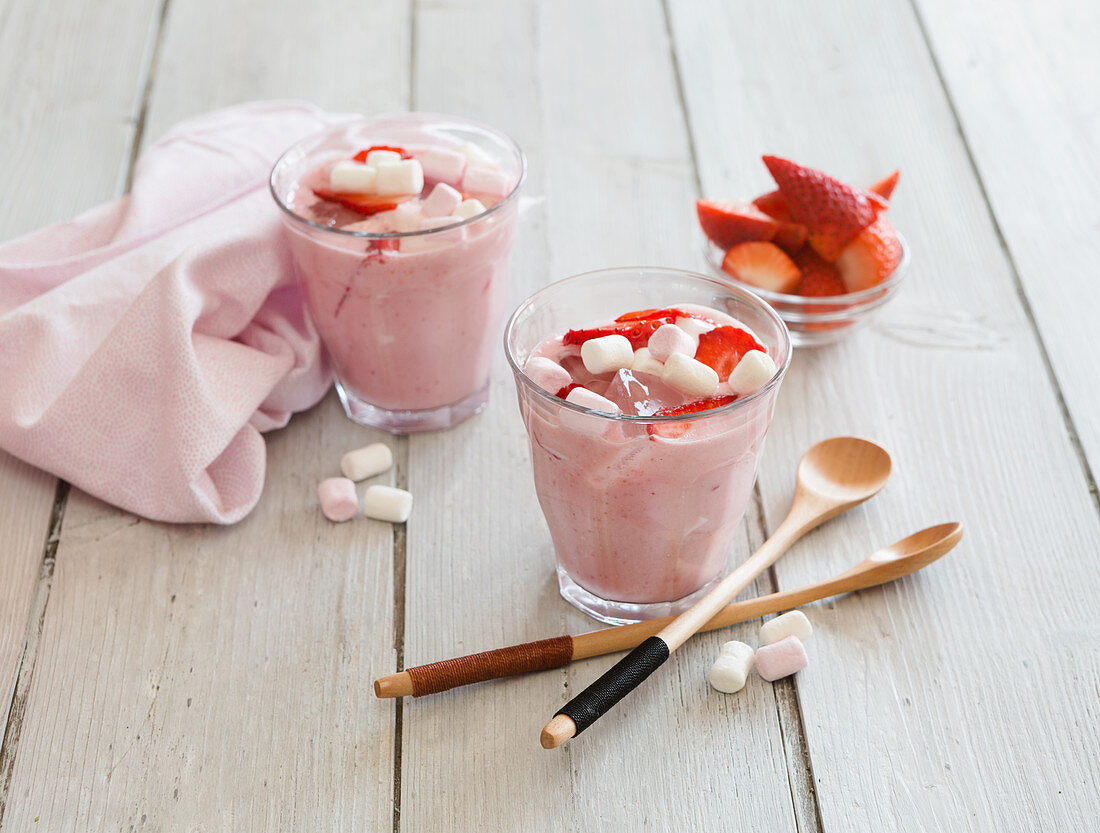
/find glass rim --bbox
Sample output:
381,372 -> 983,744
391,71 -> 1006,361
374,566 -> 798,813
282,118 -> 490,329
503,266 -> 792,425
268,111 -> 528,240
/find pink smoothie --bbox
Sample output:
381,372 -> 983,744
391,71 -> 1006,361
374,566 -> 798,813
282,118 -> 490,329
519,304 -> 779,605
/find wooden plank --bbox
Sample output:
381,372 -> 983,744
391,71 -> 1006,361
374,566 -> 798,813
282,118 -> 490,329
668,0 -> 1100,829
401,2 -> 802,830
0,0 -> 411,828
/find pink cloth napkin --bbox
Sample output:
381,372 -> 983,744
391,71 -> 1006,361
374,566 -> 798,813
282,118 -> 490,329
0,101 -> 357,524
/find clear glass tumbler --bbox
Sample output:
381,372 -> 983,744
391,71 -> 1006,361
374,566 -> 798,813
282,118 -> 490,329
505,267 -> 791,623
271,114 -> 526,433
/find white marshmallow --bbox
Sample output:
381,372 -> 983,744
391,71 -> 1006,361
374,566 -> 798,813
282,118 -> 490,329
362,485 -> 413,523
375,201 -> 422,233
375,159 -> 425,197
457,141 -> 497,169
760,610 -> 812,646
414,147 -> 466,184
401,216 -> 461,253
631,347 -> 665,376
365,149 -> 402,167
561,386 -> 621,433
727,349 -> 777,395
421,182 -> 463,217
462,166 -> 510,199
329,161 -> 376,193
661,353 -> 719,398
318,477 -> 358,522
708,641 -> 755,693
581,334 -> 634,375
676,316 -> 716,339
524,356 -> 572,393
453,198 -> 487,220
647,324 -> 696,362
340,443 -> 393,482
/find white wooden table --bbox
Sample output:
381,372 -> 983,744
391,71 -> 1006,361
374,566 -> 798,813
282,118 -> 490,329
1,0 -> 1098,829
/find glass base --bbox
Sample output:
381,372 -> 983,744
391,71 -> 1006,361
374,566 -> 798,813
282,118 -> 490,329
557,567 -> 723,625
335,380 -> 489,434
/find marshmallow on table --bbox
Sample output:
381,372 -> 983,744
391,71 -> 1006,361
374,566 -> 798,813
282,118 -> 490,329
524,356 -> 572,393
453,198 -> 487,220
708,641 -> 754,693
661,353 -> 719,398
727,350 -> 777,395
421,182 -> 463,217
340,443 -> 393,482
414,147 -> 466,185
329,161 -> 376,193
754,635 -> 808,681
457,141 -> 497,169
760,610 -> 813,646
375,159 -> 425,197
581,334 -> 634,374
631,347 -> 665,376
365,149 -> 402,167
318,477 -> 358,522
462,166 -> 510,199
363,485 -> 413,523
647,323 -> 696,362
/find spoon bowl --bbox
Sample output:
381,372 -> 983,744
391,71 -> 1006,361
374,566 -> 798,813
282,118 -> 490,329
789,437 -> 893,532
849,521 -> 963,576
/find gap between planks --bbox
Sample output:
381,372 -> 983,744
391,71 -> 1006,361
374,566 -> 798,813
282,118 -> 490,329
391,436 -> 409,833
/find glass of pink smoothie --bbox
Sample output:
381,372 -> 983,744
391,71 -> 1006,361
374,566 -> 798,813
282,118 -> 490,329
271,114 -> 526,433
505,268 -> 791,623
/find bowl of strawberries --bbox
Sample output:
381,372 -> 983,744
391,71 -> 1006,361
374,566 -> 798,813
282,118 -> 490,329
698,155 -> 908,346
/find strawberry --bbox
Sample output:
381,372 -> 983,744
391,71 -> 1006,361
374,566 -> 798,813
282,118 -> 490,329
721,241 -> 802,294
694,326 -> 766,379
696,200 -> 781,250
752,190 -> 790,221
352,145 -> 411,162
562,315 -> 678,349
771,222 -> 807,254
762,155 -> 879,261
835,218 -> 903,292
312,186 -> 400,216
555,382 -> 582,399
647,396 -> 738,439
615,307 -> 695,323
868,170 -> 900,201
792,248 -> 846,297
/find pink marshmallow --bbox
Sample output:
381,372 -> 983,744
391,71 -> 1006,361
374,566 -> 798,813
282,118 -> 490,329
461,166 -> 510,199
754,636 -> 808,681
421,182 -> 463,217
524,356 -> 572,393
318,477 -> 358,522
414,147 -> 466,186
647,324 -> 696,362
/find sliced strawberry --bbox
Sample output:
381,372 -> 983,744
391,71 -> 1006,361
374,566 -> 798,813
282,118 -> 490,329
647,396 -> 738,439
771,222 -> 807,254
868,170 -> 900,201
563,316 -> 677,349
752,190 -> 791,221
555,382 -> 582,399
312,186 -> 401,216
615,307 -> 692,323
696,200 -> 781,250
369,238 -> 400,252
721,241 -> 802,294
352,145 -> 411,162
763,155 -> 879,262
835,218 -> 903,292
792,248 -> 846,297
694,326 -> 766,379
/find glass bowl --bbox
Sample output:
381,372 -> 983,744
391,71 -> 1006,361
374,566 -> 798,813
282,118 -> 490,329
703,233 -> 910,347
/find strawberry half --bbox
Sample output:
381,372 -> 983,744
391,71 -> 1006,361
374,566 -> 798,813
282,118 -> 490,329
352,145 -> 412,162
721,241 -> 802,294
555,382 -> 582,399
562,315 -> 678,349
868,170 -> 900,201
312,186 -> 402,216
835,218 -> 903,292
694,326 -> 766,379
763,155 -> 879,262
792,248 -> 846,297
696,201 -> 781,250
647,396 -> 738,439
751,190 -> 790,221
615,307 -> 696,323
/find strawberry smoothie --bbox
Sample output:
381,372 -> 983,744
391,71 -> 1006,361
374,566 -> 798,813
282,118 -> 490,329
505,269 -> 790,623
271,114 -> 525,433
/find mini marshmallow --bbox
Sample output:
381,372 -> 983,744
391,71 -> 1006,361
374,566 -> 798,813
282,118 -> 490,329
462,166 -> 510,199
362,485 -> 413,523
561,386 -> 621,433
760,610 -> 813,646
329,161 -> 376,193
676,316 -> 716,339
415,147 -> 466,184
754,636 -> 809,682
375,159 -> 425,197
581,334 -> 634,374
727,350 -> 777,395
457,141 -> 497,169
631,347 -> 665,376
365,149 -> 402,167
340,443 -> 393,482
524,356 -> 572,393
453,198 -> 487,220
375,202 -> 422,233
661,353 -> 719,398
421,182 -> 463,217
647,324 -> 696,363
401,216 -> 461,253
708,641 -> 754,693
318,477 -> 358,522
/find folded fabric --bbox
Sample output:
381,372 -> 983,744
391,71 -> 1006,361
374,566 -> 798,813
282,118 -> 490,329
0,101 -> 357,524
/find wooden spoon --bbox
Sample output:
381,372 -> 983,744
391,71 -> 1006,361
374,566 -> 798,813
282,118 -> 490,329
540,436 -> 892,749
